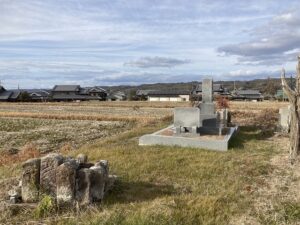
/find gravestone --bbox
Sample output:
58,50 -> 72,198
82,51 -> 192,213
9,153 -> 116,208
56,161 -> 77,207
202,78 -> 213,103
173,78 -> 217,134
76,168 -> 92,206
90,165 -> 105,202
40,153 -> 64,197
139,77 -> 238,151
21,158 -> 41,203
279,106 -> 291,132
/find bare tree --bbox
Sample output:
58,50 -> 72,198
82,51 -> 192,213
281,56 -> 300,164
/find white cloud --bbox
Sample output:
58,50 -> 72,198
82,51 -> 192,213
218,8 -> 300,66
124,57 -> 191,68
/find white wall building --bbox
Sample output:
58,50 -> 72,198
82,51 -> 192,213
148,90 -> 190,102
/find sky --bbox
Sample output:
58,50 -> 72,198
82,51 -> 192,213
0,0 -> 300,88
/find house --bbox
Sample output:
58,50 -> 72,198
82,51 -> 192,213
275,90 -> 288,101
191,83 -> 229,101
147,90 -> 190,102
27,89 -> 51,102
84,86 -> 108,100
136,89 -> 157,100
191,83 -> 227,95
107,91 -> 126,101
51,85 -> 107,101
232,89 -> 263,101
0,86 -> 21,102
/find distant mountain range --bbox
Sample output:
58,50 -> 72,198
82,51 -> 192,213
103,77 -> 290,94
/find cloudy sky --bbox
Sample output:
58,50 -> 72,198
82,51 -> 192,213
0,0 -> 299,88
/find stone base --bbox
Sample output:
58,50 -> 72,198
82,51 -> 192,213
139,125 -> 238,151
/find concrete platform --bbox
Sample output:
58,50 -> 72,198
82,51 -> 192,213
139,125 -> 238,151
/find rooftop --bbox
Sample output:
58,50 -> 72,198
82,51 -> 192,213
53,85 -> 81,92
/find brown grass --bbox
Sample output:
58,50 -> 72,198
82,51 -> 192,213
0,111 -> 172,124
0,143 -> 40,167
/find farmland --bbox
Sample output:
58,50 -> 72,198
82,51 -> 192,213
0,101 -> 299,225
0,118 -> 131,154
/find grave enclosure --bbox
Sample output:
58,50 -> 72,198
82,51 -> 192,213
139,78 -> 238,151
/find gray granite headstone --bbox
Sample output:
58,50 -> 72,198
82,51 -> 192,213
202,78 -> 213,103
174,107 -> 201,127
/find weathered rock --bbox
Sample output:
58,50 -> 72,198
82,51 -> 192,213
75,168 -> 92,206
64,157 -> 79,170
21,158 -> 41,203
90,166 -> 106,202
56,161 -> 77,207
40,153 -> 64,197
14,152 -> 113,207
8,186 -> 22,204
105,175 -> 117,193
76,154 -> 87,164
78,162 -> 94,169
99,160 -> 109,175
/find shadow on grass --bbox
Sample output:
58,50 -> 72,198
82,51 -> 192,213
229,125 -> 275,149
104,180 -> 176,205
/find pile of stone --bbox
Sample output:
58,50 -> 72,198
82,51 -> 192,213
8,153 -> 116,207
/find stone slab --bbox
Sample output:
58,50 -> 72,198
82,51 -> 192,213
199,102 -> 215,115
139,125 -> 238,151
21,158 -> 41,203
200,114 -> 217,127
279,106 -> 290,132
76,168 -> 92,206
174,107 -> 201,127
40,153 -> 64,197
56,162 -> 77,207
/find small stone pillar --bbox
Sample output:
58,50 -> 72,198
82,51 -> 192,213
40,153 -> 64,197
56,161 -> 77,207
90,160 -> 109,202
76,168 -> 92,206
21,158 -> 41,203
76,154 -> 88,164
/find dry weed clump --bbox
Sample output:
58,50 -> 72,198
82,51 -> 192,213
216,96 -> 230,109
231,108 -> 278,129
0,143 -> 40,167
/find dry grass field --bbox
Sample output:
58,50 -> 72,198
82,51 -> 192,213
0,118 -> 131,154
0,101 -> 299,225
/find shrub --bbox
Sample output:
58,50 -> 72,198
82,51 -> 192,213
216,96 -> 229,109
33,195 -> 55,218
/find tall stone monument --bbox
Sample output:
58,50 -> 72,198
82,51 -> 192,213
202,78 -> 213,103
174,78 -> 217,135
